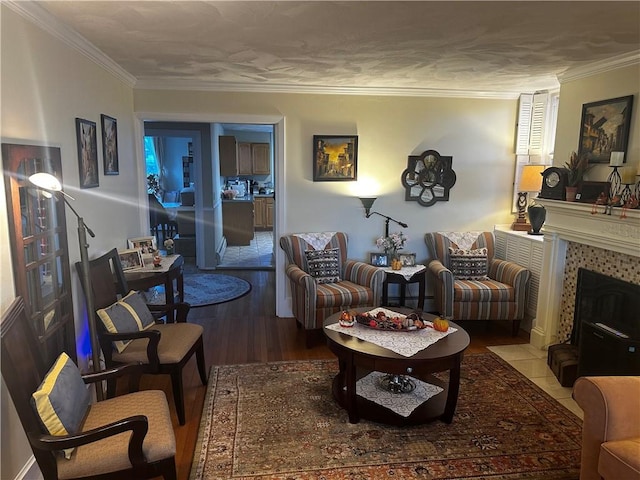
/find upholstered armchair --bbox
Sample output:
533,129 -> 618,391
424,231 -> 530,336
573,376 -> 640,480
280,232 -> 385,346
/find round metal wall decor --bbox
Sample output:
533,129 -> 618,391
401,149 -> 456,207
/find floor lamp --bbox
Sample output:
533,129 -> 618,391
358,197 -> 408,237
29,173 -> 103,400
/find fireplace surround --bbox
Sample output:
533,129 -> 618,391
530,199 -> 640,350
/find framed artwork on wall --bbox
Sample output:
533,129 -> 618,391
313,135 -> 358,181
101,114 -> 119,175
75,117 -> 99,188
577,95 -> 634,164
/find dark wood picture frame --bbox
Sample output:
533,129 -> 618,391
313,135 -> 358,181
576,181 -> 610,203
75,117 -> 99,188
101,114 -> 119,175
578,95 -> 634,164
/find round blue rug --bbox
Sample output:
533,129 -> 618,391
146,273 -> 251,307
183,273 -> 251,306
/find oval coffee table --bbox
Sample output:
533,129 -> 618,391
323,307 -> 470,426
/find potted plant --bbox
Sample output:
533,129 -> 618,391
564,151 -> 592,201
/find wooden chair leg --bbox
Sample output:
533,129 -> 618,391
196,339 -> 207,385
170,370 -> 185,425
512,319 -> 521,337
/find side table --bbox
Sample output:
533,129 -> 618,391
382,265 -> 426,311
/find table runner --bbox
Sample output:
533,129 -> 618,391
325,320 -> 456,357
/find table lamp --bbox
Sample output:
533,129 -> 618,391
512,165 -> 544,231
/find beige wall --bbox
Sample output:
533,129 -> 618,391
1,6 -> 139,478
554,63 -> 640,180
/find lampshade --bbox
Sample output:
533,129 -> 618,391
518,165 -> 544,192
29,172 -> 75,200
609,151 -> 624,167
359,197 -> 377,216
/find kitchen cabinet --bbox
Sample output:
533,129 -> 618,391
219,135 -> 238,176
223,200 -> 254,245
251,143 -> 270,175
254,196 -> 274,229
238,142 -> 253,175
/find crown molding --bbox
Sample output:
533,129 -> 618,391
132,78 -> 524,100
558,51 -> 640,84
6,1 -> 137,87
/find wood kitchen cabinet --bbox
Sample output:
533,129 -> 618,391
251,143 -> 270,174
219,135 -> 238,176
238,142 -> 253,175
223,201 -> 254,245
254,196 -> 274,230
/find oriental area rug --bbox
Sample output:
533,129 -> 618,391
190,353 -> 582,480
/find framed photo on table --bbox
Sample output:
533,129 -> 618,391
370,252 -> 389,267
118,249 -> 144,270
399,253 -> 416,267
127,236 -> 158,254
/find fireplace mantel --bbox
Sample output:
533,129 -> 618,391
536,198 -> 640,257
530,199 -> 640,350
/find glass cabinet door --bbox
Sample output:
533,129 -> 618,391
3,143 -> 76,366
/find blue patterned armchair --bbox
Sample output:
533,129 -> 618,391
280,232 -> 385,347
425,231 -> 530,336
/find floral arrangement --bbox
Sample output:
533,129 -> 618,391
376,231 -> 407,256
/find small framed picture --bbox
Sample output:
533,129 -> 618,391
370,252 -> 389,267
118,249 -> 144,270
399,253 -> 416,267
101,114 -> 119,175
127,236 -> 158,255
75,117 -> 99,189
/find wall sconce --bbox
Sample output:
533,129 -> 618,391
512,165 -> 544,231
358,197 -> 408,237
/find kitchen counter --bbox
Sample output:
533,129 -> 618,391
222,193 -> 274,202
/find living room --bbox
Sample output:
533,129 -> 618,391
2,2 -> 639,479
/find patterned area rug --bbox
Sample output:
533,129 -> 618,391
147,273 -> 251,307
190,354 -> 582,479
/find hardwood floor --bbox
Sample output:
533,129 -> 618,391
142,269 -> 528,480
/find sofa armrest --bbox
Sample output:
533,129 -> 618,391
489,259 -> 529,287
285,263 -> 316,293
428,259 -> 454,318
573,376 -> 640,480
344,260 -> 385,304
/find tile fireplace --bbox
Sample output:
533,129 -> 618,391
530,199 -> 640,350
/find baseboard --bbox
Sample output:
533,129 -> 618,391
15,456 -> 42,480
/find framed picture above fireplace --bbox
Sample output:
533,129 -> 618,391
577,95 -> 633,164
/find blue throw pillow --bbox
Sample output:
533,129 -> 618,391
96,290 -> 156,353
31,352 -> 90,459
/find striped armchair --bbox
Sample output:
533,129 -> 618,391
424,232 -> 530,336
280,232 -> 385,347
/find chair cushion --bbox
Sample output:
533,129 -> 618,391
453,278 -> 515,302
448,247 -> 489,280
31,352 -> 90,459
305,248 -> 341,284
111,323 -> 204,365
96,290 -> 156,353
56,390 -> 176,478
316,281 -> 374,308
599,438 -> 640,480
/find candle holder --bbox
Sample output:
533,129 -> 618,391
607,166 -> 622,200
620,184 -> 633,204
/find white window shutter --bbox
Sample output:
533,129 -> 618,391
528,92 -> 548,155
515,94 -> 533,155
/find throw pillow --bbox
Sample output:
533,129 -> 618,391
305,248 -> 342,284
96,290 -> 156,353
448,247 -> 489,280
31,352 -> 90,459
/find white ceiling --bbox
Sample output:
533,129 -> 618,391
15,1 -> 640,97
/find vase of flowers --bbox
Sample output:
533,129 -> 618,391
376,232 -> 407,269
164,238 -> 174,255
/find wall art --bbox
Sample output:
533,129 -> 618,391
75,117 -> 99,188
313,135 -> 358,181
401,149 -> 456,207
578,95 -> 633,164
101,114 -> 119,175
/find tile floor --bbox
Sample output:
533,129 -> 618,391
488,343 -> 583,419
218,230 -> 275,269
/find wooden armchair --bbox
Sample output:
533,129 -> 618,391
1,297 -> 177,480
280,232 -> 385,347
424,231 -> 530,336
75,248 -> 207,425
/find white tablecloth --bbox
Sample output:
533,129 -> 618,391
381,264 -> 426,280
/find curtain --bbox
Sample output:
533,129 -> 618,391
153,137 -> 166,190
